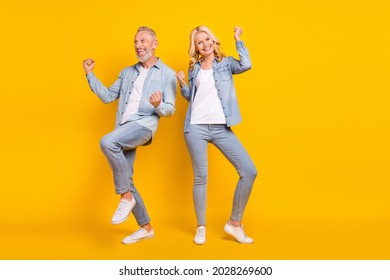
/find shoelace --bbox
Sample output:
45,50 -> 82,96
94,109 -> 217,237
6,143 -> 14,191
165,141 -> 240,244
115,200 -> 128,215
196,228 -> 205,239
236,225 -> 250,241
130,228 -> 146,239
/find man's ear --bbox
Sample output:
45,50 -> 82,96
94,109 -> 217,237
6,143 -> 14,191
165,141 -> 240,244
152,40 -> 158,50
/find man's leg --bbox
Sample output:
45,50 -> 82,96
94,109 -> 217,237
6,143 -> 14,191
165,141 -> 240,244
121,148 -> 154,244
100,122 -> 152,224
124,149 -> 151,227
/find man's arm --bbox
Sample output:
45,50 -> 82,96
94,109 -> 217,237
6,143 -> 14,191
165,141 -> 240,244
83,58 -> 121,104
150,71 -> 177,117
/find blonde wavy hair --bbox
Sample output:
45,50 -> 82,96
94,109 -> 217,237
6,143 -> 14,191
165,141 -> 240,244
188,26 -> 225,69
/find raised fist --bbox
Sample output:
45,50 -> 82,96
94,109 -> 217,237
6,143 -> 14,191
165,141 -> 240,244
83,58 -> 95,74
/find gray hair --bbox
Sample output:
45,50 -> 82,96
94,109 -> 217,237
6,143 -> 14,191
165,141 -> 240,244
137,26 -> 157,40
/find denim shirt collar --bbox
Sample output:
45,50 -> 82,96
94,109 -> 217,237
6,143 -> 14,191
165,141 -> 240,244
135,58 -> 162,72
195,57 -> 219,68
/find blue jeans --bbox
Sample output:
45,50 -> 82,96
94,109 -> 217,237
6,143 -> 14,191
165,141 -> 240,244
184,124 -> 257,226
100,121 -> 153,226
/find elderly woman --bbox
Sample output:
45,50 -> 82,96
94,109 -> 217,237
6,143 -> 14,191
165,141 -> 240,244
176,26 -> 257,245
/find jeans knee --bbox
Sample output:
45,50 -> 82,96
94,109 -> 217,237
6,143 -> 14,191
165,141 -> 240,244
241,165 -> 257,182
194,174 -> 208,187
100,135 -> 117,153
251,166 -> 258,180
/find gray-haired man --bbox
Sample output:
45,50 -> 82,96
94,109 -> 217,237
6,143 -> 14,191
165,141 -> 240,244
83,26 -> 176,244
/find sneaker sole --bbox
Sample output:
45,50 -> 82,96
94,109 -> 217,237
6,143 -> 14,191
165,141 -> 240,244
193,239 -> 206,245
111,214 -> 130,225
121,234 -> 154,245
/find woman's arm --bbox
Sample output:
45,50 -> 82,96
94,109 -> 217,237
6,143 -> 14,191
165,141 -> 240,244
230,27 -> 252,74
176,70 -> 191,102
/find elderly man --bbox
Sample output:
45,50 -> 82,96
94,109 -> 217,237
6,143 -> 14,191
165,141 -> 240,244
83,26 -> 176,244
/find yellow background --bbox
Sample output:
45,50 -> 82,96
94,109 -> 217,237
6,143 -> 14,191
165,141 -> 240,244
1,0 -> 390,259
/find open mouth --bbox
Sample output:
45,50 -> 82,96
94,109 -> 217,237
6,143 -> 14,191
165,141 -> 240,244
203,45 -> 212,52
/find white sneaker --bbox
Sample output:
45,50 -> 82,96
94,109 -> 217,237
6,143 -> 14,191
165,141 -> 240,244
122,228 -> 154,244
224,222 -> 254,244
111,197 -> 136,224
193,226 -> 206,245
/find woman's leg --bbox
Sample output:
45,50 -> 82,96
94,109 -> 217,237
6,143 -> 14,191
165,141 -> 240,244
211,125 -> 257,223
184,124 -> 210,227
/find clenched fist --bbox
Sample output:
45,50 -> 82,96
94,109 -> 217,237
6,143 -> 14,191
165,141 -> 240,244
149,91 -> 162,108
83,58 -> 95,74
234,27 -> 243,41
176,71 -> 186,87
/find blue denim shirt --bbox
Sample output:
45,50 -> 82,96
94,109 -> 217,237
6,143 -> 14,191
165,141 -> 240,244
86,59 -> 177,136
180,40 -> 251,133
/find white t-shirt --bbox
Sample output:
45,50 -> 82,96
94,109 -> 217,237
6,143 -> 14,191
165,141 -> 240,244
190,69 -> 226,124
121,67 -> 149,124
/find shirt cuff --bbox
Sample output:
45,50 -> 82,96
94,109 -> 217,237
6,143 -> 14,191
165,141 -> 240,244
235,40 -> 245,48
86,72 -> 95,80
155,102 -> 163,112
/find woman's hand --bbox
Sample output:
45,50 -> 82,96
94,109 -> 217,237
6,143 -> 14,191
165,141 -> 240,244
234,27 -> 243,41
176,71 -> 187,87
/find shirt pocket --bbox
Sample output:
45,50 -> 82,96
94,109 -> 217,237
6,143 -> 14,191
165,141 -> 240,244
147,80 -> 164,96
138,80 -> 164,115
120,77 -> 132,95
217,65 -> 232,81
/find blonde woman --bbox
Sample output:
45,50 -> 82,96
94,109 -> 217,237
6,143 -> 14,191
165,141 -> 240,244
176,26 -> 257,244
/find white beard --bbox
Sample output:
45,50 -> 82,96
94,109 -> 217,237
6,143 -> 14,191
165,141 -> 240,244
137,49 -> 152,63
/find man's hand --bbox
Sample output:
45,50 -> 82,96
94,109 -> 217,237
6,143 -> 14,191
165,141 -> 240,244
83,58 -> 95,74
149,91 -> 162,108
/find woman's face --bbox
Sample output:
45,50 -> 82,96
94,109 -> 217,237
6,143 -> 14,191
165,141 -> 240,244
194,31 -> 214,57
